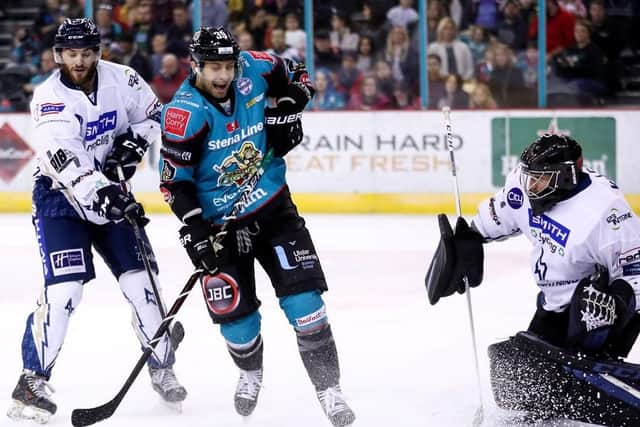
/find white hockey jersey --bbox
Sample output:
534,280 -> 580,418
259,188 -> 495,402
473,167 -> 640,312
30,60 -> 162,224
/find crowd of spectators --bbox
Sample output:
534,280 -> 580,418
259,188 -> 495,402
1,0 -> 639,112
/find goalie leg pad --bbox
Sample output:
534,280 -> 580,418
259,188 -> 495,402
489,331 -> 640,426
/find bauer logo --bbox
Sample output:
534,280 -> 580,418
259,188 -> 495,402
164,107 -> 191,138
50,249 -> 85,276
0,123 -> 35,183
506,187 -> 524,209
528,210 -> 570,247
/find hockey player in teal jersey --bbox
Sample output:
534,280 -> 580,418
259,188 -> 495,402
159,27 -> 355,426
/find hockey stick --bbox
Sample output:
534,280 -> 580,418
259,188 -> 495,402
442,107 -> 484,427
115,165 -> 184,350
71,149 -> 274,427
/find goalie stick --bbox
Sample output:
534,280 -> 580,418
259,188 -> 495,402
71,149 -> 274,427
442,107 -> 484,427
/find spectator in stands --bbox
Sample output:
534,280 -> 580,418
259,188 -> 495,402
427,54 -> 446,108
589,0 -> 623,94
336,52 -> 364,98
475,42 -> 496,83
237,31 -> 255,51
428,17 -> 475,80
308,68 -> 346,110
11,27 -> 40,73
348,74 -> 393,110
166,4 -> 193,58
517,43 -> 539,88
266,27 -> 299,60
152,53 -> 188,104
132,0 -> 160,54
351,1 -> 387,49
391,80 -> 421,110
559,0 -> 587,17
34,0 -> 69,48
356,36 -> 375,73
200,0 -> 229,28
384,26 -> 413,83
460,25 -> 488,65
95,3 -> 122,42
386,0 -> 419,30
601,0 -> 636,51
488,43 -> 530,107
427,0 -> 448,42
118,31 -> 152,81
549,19 -> 607,104
330,10 -> 359,54
528,0 -> 575,59
248,7 -> 269,50
264,0 -> 298,19
284,12 -> 306,57
437,73 -> 469,109
23,50 -> 56,97
373,59 -> 395,100
314,29 -> 342,71
472,0 -> 500,33
469,81 -> 498,108
150,33 -> 169,76
496,0 -> 528,52
113,0 -> 138,32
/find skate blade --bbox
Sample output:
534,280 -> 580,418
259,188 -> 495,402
7,400 -> 52,424
159,398 -> 182,413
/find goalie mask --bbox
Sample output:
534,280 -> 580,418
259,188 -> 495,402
519,134 -> 583,216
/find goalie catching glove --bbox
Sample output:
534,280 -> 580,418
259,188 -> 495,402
425,214 -> 484,305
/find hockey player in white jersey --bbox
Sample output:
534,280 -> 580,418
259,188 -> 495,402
6,18 -> 186,424
425,134 -> 640,425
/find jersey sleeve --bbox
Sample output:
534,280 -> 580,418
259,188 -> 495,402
594,197 -> 640,307
159,99 -> 209,223
120,66 -> 162,143
241,51 -> 313,99
471,169 -> 523,241
30,95 -> 112,215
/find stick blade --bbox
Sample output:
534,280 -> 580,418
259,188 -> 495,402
71,400 -> 118,427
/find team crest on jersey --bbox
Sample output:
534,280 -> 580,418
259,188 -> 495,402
164,107 -> 191,137
507,187 -> 524,209
236,77 -> 253,95
213,141 -> 262,187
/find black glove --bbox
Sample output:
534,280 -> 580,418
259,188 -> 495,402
93,184 -> 145,223
179,217 -> 224,273
277,61 -> 314,114
103,128 -> 149,182
265,107 -> 303,157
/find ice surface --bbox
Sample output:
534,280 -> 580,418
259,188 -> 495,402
0,213 -> 631,426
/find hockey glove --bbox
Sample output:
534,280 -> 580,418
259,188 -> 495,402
93,184 -> 146,223
179,217 -> 227,274
425,214 -> 484,305
103,128 -> 150,182
276,62 -> 314,114
265,107 -> 303,157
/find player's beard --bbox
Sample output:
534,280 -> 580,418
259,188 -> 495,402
60,61 -> 98,91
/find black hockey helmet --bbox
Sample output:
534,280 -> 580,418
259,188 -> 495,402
519,133 -> 583,215
189,27 -> 240,68
53,18 -> 101,63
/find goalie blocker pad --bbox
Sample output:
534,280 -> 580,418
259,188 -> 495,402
488,331 -> 640,426
424,214 -> 483,305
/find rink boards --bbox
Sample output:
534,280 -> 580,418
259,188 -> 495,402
1,110 -> 639,214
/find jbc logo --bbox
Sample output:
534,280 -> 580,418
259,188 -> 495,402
207,285 -> 233,302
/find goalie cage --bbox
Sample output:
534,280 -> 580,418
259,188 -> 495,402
488,331 -> 640,426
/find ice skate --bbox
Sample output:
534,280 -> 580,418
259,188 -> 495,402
316,385 -> 355,427
234,368 -> 263,417
6,371 -> 56,424
149,366 -> 187,411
